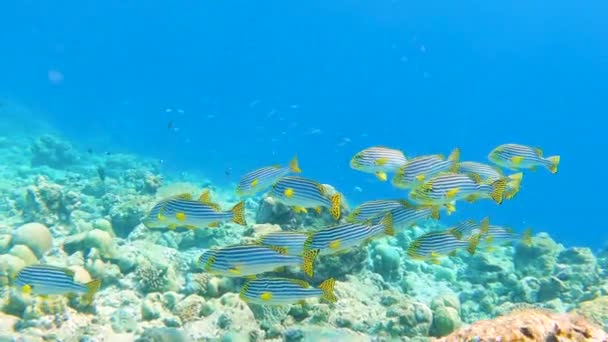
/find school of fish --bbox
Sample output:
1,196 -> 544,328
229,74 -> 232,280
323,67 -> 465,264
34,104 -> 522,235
10,143 -> 559,306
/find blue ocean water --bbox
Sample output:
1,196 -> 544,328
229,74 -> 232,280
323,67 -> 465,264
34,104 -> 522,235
1,0 -> 607,249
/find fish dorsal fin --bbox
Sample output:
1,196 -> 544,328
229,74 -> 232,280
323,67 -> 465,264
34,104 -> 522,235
436,154 -> 445,160
198,190 -> 212,203
288,278 -> 310,288
362,218 -> 373,226
466,172 -> 482,184
63,268 -> 75,278
271,164 -> 282,169
175,193 -> 193,200
533,147 -> 543,157
317,184 -> 326,196
398,199 -> 415,208
268,245 -> 288,255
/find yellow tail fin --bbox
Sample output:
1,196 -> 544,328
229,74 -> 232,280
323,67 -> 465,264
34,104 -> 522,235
547,156 -> 560,174
430,206 -> 440,220
479,217 -> 490,234
448,147 -> 461,172
467,234 -> 481,255
301,249 -> 319,277
318,278 -> 337,303
490,178 -> 507,204
329,194 -> 341,220
382,213 -> 395,236
82,279 -> 101,305
231,201 -> 247,226
289,156 -> 302,173
521,228 -> 533,246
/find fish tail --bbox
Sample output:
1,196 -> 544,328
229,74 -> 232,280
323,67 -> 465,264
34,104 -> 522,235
231,201 -> 247,226
490,178 -> 507,204
467,234 -> 481,255
430,205 -> 441,220
289,155 -> 302,173
479,216 -> 490,234
448,147 -> 461,172
505,172 -> 523,200
82,279 -> 101,305
318,278 -> 337,303
382,213 -> 395,236
521,228 -> 533,246
301,249 -> 319,277
546,155 -> 560,174
329,193 -> 341,220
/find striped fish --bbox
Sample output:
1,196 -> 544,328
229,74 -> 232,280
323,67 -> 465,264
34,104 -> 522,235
197,244 -> 319,277
406,231 -> 481,264
392,148 -> 460,189
240,277 -> 336,305
347,199 -> 410,223
270,176 -> 342,220
458,161 -> 504,182
370,200 -> 439,228
236,156 -> 301,196
481,226 -> 533,249
255,231 -> 309,256
408,172 -> 509,213
488,143 -> 560,174
349,146 -> 407,181
142,193 -> 246,229
15,264 -> 101,304
303,214 -> 394,255
449,217 -> 490,239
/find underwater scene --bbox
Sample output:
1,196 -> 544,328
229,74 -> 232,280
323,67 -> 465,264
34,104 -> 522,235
1,1 -> 607,341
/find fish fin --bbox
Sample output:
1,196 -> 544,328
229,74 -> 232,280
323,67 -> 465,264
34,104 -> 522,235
392,167 -> 406,185
329,240 -> 341,250
82,279 -> 101,305
490,178 -> 507,204
415,174 -> 425,182
269,245 -> 288,255
198,190 -> 212,203
430,206 -> 440,220
175,193 -> 193,200
466,172 -> 482,184
346,208 -> 360,223
301,249 -> 319,277
284,188 -> 294,198
547,156 -> 560,174
430,254 -> 441,265
287,278 -> 310,288
485,235 -> 494,243
382,213 -> 395,236
175,212 -> 187,221
467,234 -> 481,255
448,147 -> 460,163
251,178 -> 259,188
156,210 -> 167,221
479,217 -> 490,234
208,222 -> 220,228
375,171 -> 388,182
21,284 -> 32,295
445,188 -> 460,200
464,194 -> 477,203
398,199 -> 415,208
506,172 -> 523,199
448,250 -> 457,257
448,228 -> 463,239
168,224 -> 178,230
511,156 -> 524,166
314,206 -> 323,214
318,278 -> 337,303
521,228 -> 533,246
329,194 -> 341,220
260,292 -> 273,301
533,147 -> 544,157
244,274 -> 257,280
374,158 -> 388,166
444,202 -> 456,215
289,155 -> 302,173
362,218 -> 373,226
228,266 -> 241,275
230,201 -> 247,225
293,206 -> 308,214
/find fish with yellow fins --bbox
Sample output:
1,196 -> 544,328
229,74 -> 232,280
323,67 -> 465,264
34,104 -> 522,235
12,264 -> 101,305
350,146 -> 407,181
392,147 -> 460,189
236,156 -> 301,196
142,190 -> 246,230
488,143 -> 560,174
406,230 -> 482,264
458,161 -> 523,200
270,176 -> 342,220
197,244 -> 320,277
240,277 -> 336,305
408,172 -> 512,214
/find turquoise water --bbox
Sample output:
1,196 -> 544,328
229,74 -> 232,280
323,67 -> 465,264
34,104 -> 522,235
1,1 -> 607,340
